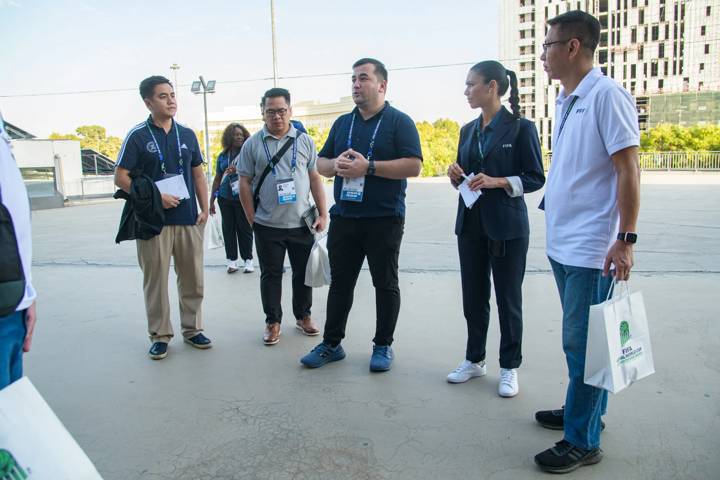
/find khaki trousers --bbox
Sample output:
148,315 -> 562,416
136,224 -> 205,342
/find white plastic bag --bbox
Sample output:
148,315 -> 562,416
0,377 -> 104,479
207,211 -> 224,250
304,234 -> 330,287
584,281 -> 655,394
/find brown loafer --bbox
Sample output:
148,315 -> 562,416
263,323 -> 281,345
295,316 -> 320,336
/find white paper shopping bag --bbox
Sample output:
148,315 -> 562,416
0,377 -> 103,479
584,281 -> 655,394
207,211 -> 224,250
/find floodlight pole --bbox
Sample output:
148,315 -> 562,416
199,75 -> 212,186
170,63 -> 180,121
270,0 -> 279,86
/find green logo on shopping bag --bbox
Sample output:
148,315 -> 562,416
620,321 -> 631,347
0,449 -> 28,480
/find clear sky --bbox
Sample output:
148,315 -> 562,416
0,0 -> 501,138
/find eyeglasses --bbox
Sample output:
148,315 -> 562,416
542,39 -> 571,53
264,108 -> 288,117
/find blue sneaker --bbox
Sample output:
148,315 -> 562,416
369,345 -> 394,372
300,342 -> 346,368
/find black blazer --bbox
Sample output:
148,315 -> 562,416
454,106 -> 545,239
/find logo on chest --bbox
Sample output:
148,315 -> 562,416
575,108 -> 587,114
146,141 -> 158,154
502,144 -> 512,149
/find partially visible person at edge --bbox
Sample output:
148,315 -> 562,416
446,61 -> 545,397
114,76 -> 212,361
300,58 -> 423,372
0,111 -> 38,389
532,10 -> 641,474
210,122 -> 255,274
238,87 -> 328,346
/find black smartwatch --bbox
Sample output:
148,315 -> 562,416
617,232 -> 638,244
367,159 -> 376,176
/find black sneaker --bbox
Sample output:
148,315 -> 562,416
149,342 -> 168,360
534,440 -> 603,474
535,407 -> 605,431
184,333 -> 212,349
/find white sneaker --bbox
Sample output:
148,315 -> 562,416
498,368 -> 519,397
243,259 -> 254,273
446,360 -> 487,384
227,260 -> 239,274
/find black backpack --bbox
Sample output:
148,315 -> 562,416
0,183 -> 26,316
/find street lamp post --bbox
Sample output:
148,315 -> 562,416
170,64 -> 180,121
191,76 -> 216,186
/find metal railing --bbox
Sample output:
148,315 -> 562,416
543,151 -> 720,172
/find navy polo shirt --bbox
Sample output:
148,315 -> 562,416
116,116 -> 204,225
319,102 -> 422,218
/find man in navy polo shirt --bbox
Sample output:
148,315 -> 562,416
114,76 -> 212,360
300,58 -> 422,372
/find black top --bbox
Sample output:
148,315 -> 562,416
116,116 -> 203,225
319,102 -> 423,218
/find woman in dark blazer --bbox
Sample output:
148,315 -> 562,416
446,61 -> 545,397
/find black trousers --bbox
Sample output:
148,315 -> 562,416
457,208 -> 528,369
323,216 -> 404,347
218,197 -> 253,262
253,222 -> 314,324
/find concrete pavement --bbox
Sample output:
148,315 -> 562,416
23,180 -> 720,479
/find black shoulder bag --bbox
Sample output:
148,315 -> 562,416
252,135 -> 298,212
0,184 -> 27,316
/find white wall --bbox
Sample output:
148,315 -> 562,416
11,139 -> 84,198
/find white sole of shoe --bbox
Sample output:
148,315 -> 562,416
498,389 -> 519,398
295,324 -> 320,336
447,370 -> 486,384
263,330 -> 281,345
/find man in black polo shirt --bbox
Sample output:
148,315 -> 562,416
300,58 -> 422,372
114,76 -> 211,360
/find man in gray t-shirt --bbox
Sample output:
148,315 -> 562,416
238,87 -> 328,346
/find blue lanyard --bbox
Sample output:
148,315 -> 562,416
146,120 -> 183,175
346,108 -> 385,162
262,134 -> 297,176
557,96 -> 579,140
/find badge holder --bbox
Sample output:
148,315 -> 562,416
276,178 -> 297,205
340,177 -> 364,202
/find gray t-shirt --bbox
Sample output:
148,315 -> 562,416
238,124 -> 317,229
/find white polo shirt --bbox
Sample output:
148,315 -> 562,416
544,68 -> 639,270
0,112 -> 37,311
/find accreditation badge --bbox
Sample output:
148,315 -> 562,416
231,180 -> 240,196
340,177 -> 364,202
276,178 -> 297,204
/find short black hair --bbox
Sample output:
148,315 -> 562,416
139,76 -> 172,100
261,87 -> 291,108
547,10 -> 601,54
352,58 -> 388,82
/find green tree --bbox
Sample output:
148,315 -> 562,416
49,125 -> 122,160
417,118 -> 460,177
640,124 -> 720,151
307,126 -> 330,153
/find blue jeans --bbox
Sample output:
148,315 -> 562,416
549,257 -> 612,450
0,310 -> 26,389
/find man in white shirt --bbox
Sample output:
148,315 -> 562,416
533,10 -> 641,474
0,112 -> 38,389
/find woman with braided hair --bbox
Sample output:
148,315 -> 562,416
446,60 -> 545,397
